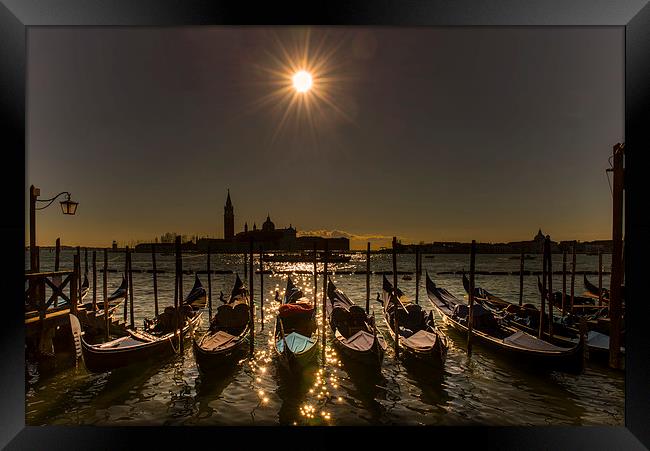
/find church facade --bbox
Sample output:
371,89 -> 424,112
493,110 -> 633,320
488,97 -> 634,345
195,191 -> 349,252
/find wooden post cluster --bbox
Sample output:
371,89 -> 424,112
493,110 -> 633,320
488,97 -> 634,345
152,243 -> 159,317
92,251 -> 97,311
467,240 -> 476,356
365,242 -> 370,315
259,247 -> 264,329
249,240 -> 254,354
207,247 -> 212,320
519,251 -> 524,306
103,248 -> 109,341
392,237 -> 399,359
608,142 -> 624,369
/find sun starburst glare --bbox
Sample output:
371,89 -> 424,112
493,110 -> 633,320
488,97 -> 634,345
246,29 -> 354,144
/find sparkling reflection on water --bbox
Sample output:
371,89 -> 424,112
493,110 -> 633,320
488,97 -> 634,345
26,250 -> 623,426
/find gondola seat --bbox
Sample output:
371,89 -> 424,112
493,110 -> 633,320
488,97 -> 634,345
211,302 -> 249,334
451,303 -> 498,330
276,332 -> 315,354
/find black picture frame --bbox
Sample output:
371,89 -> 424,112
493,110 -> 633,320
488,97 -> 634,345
2,1 -> 649,449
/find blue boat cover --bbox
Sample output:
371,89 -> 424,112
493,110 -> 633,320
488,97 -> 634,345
276,332 -> 315,354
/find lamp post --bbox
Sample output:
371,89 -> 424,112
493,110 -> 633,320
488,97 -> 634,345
29,185 -> 79,272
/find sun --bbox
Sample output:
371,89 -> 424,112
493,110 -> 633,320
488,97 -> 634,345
292,70 -> 313,93
244,29 -> 354,144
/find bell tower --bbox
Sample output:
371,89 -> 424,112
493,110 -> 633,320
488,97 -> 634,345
224,189 -> 234,240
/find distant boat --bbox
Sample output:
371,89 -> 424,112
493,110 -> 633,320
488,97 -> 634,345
509,254 -> 535,260
402,274 -> 413,281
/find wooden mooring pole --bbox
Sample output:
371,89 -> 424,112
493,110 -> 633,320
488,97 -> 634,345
392,237 -> 399,360
243,251 -> 248,280
249,240 -> 254,354
123,247 -> 129,323
467,240 -> 476,356
415,245 -> 420,305
546,237 -> 553,338
608,142 -> 624,369
538,243 -> 547,339
84,247 -> 88,275
92,251 -> 97,311
178,238 -> 184,353
365,242 -> 370,315
128,248 -> 135,330
207,247 -> 212,320
54,238 -> 60,271
259,246 -> 264,330
598,248 -> 603,307
562,250 -> 567,315
71,254 -> 79,317
519,251 -> 524,306
322,241 -> 329,361
313,242 -> 318,313
570,245 -> 576,314
174,236 -> 182,352
103,248 -> 109,340
152,243 -> 159,317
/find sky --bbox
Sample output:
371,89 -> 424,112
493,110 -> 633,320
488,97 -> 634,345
27,27 -> 624,250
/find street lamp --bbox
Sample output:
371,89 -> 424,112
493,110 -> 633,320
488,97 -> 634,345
29,185 -> 79,272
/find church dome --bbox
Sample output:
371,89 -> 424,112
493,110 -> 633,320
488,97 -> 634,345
262,214 -> 275,232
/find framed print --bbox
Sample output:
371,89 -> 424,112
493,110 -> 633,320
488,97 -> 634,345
2,1 -> 649,449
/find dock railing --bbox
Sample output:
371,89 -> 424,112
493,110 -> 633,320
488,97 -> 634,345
25,268 -> 79,322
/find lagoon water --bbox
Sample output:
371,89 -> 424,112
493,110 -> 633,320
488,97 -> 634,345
25,250 -> 623,426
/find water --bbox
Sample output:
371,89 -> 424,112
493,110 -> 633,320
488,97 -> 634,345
25,250 -> 623,426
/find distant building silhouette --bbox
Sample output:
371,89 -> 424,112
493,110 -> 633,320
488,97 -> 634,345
224,189 -> 234,240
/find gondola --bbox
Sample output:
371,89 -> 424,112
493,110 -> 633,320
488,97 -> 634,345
536,276 -> 603,313
273,277 -> 319,372
326,278 -> 386,369
76,302 -> 202,373
80,275 -> 127,316
192,274 -> 251,373
462,273 -> 579,341
463,274 -> 616,356
583,274 -> 610,301
380,276 -> 447,366
184,274 -> 207,310
461,272 -> 511,311
426,272 -> 584,371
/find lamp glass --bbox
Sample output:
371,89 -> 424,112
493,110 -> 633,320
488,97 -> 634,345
60,199 -> 78,215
